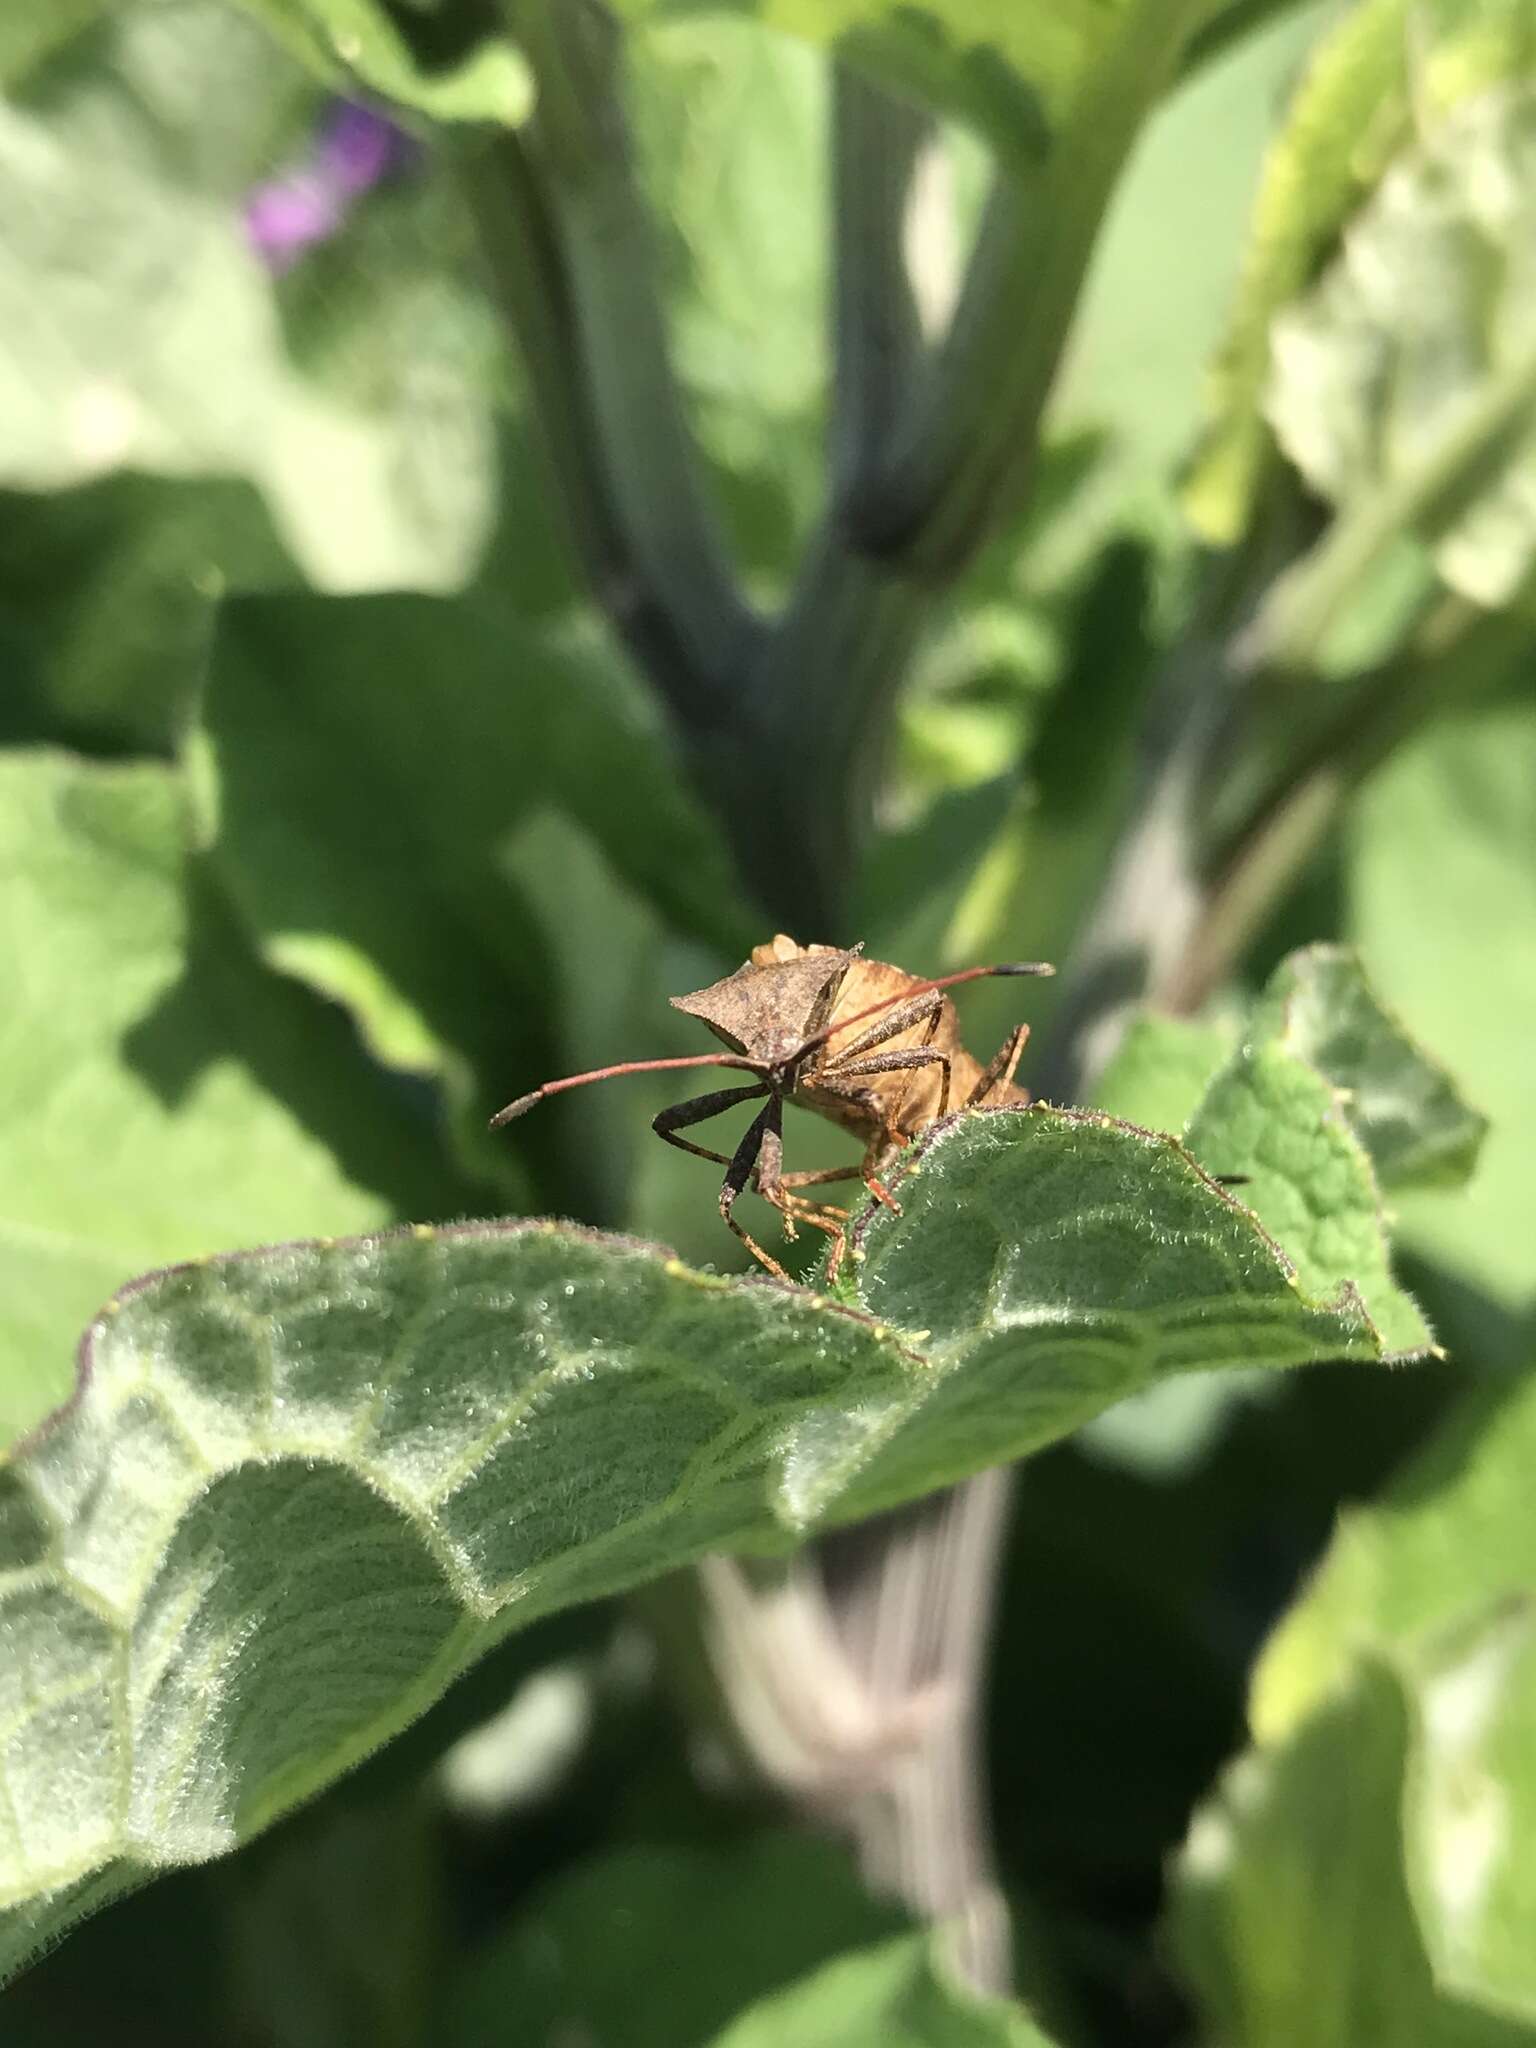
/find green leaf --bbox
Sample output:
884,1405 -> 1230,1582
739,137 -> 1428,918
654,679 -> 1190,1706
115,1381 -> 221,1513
0,4 -> 497,592
1250,944 -> 1488,1192
628,16 -> 828,569
0,474 -> 292,755
1266,82 -> 1536,609
0,0 -> 112,86
446,1834 -> 906,2048
1185,948 -> 1452,1357
706,1934 -> 1062,2048
1092,1011 -> 1240,1132
617,0 -> 1219,157
1175,1366 -> 1536,2038
1183,0 -> 1418,541
1185,0 -> 1536,543
236,0 -> 531,123
1048,0 -> 1333,555
0,749 -> 466,1448
1346,695 -> 1536,1323
0,1104 -> 1388,1974
1173,1657 -> 1532,2048
197,593 -> 755,1197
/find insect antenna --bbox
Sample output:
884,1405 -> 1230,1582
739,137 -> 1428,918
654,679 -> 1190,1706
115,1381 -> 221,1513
489,1052 -> 762,1129
796,959 -> 1055,1057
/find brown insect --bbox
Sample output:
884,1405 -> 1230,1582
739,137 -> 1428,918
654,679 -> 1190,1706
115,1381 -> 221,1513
490,935 -> 1053,1282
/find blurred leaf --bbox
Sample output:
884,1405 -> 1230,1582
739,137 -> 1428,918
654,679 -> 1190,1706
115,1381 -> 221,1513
1048,0 -> 1332,558
0,0 -> 112,86
707,1933 -> 1062,2048
1093,1011 -> 1239,1131
619,0 -> 1229,161
1185,947 -> 1459,1354
1186,0 -> 1536,543
1176,1365 -> 1536,2038
0,474 -> 292,754
447,1834 -> 905,2048
224,1794 -> 444,2048
630,17 -> 827,574
1184,0 -> 1418,542
0,2 -> 496,591
198,592 -> 754,1197
0,1102 -> 1397,1974
237,0 -> 531,122
0,749 -> 465,1446
1267,83 -> 1536,609
1346,693 -> 1536,1322
1173,1657 -> 1532,2048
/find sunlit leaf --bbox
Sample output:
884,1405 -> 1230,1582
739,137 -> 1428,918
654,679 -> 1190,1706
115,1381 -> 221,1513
0,1101 -> 1389,1975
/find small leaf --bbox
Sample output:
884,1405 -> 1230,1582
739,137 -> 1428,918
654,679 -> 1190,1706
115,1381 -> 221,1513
1185,949 -> 1454,1358
1251,944 -> 1488,1192
0,1103 -> 1385,1975
706,1933 -> 1063,2048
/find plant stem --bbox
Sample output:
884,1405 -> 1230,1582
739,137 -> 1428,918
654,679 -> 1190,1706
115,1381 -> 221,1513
855,0 -> 1215,574
829,65 -> 929,510
487,1 -> 762,708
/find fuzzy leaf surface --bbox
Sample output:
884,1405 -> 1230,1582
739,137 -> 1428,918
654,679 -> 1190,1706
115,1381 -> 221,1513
0,1105 -> 1385,1975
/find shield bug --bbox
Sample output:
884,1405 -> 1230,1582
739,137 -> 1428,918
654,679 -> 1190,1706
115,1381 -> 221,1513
490,935 -> 1054,1281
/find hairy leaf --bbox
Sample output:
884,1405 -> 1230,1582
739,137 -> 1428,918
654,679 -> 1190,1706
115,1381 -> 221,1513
1250,945 -> 1488,1191
1185,948 -> 1460,1355
0,1104 -> 1386,1974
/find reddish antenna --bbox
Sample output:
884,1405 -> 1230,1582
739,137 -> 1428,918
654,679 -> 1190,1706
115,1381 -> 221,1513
796,960 -> 1055,1057
489,1052 -> 759,1129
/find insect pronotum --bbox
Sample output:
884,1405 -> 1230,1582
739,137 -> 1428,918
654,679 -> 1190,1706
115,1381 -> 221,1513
490,935 -> 1054,1282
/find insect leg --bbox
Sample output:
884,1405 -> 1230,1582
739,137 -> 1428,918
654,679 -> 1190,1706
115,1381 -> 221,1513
966,1023 -> 1030,1106
822,989 -> 944,1065
653,1082 -> 769,1166
753,1106 -> 850,1266
824,1047 -> 954,1146
718,1098 -> 792,1281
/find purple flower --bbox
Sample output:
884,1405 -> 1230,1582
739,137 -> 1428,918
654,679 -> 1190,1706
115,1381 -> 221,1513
244,100 -> 415,272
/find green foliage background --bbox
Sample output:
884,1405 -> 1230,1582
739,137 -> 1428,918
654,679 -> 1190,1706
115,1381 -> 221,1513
2,0 -> 1535,2042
